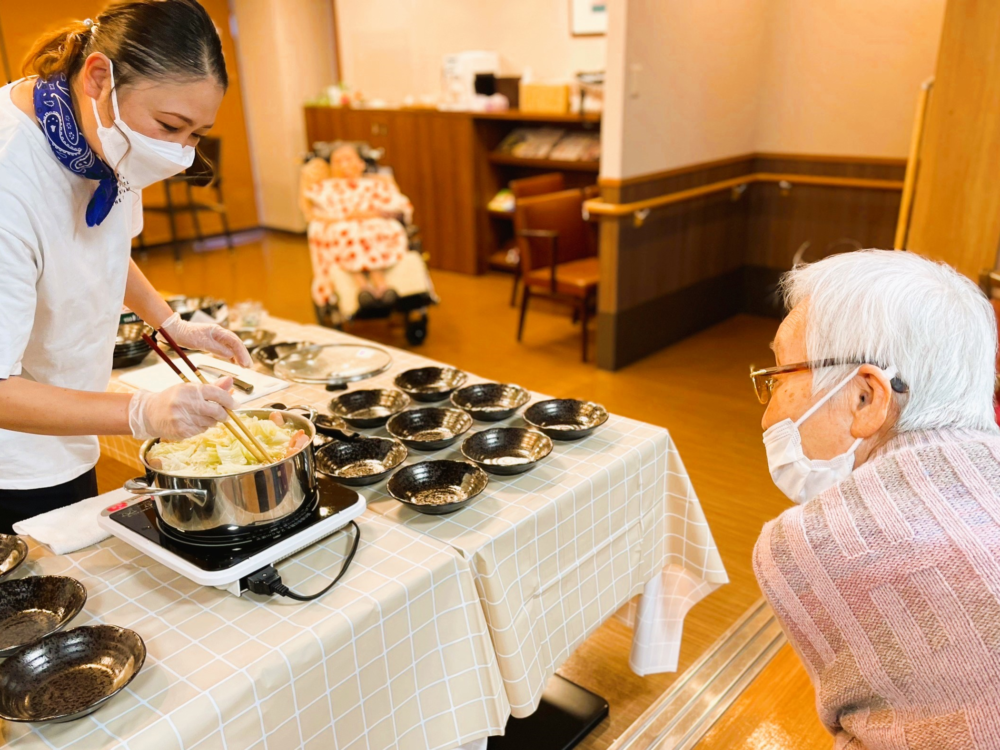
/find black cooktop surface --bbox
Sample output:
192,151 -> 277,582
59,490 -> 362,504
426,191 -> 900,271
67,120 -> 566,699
108,474 -> 362,572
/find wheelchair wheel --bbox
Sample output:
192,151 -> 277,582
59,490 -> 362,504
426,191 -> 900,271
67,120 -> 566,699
405,311 -> 428,346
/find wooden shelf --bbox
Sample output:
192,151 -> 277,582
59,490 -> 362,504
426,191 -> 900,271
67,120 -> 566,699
488,154 -> 600,172
308,105 -> 601,125
472,110 -> 601,124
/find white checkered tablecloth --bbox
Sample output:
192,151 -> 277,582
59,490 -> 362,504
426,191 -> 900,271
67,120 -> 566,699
102,315 -> 729,718
1,512 -> 509,750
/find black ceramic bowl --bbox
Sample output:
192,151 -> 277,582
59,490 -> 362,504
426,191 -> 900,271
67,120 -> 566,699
0,576 -> 87,657
387,460 -> 489,515
0,625 -> 146,723
461,427 -> 553,476
255,341 -> 314,369
450,383 -> 530,422
386,407 -> 473,451
330,389 -> 410,428
0,534 -> 29,580
394,367 -> 468,402
524,399 -> 610,440
167,295 -> 225,321
112,349 -> 152,369
315,436 -> 408,486
114,323 -> 153,347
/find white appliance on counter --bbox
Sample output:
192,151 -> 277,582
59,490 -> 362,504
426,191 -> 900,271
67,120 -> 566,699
98,477 -> 366,597
440,51 -> 500,111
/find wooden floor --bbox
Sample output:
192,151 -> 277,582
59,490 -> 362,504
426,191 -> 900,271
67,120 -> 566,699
694,644 -> 830,749
112,233 -> 799,748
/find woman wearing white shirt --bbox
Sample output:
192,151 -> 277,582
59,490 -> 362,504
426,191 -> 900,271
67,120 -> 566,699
0,0 -> 251,532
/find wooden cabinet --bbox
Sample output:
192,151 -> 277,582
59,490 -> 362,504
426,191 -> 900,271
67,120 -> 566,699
304,106 -> 600,275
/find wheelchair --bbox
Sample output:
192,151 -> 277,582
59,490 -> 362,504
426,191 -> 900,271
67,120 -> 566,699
306,141 -> 438,346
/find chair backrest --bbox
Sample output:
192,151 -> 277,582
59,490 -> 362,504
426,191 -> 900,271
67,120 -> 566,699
509,172 -> 565,201
515,188 -> 595,275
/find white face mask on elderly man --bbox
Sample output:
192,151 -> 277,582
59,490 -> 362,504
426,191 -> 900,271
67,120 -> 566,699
90,60 -> 196,190
762,365 -> 897,504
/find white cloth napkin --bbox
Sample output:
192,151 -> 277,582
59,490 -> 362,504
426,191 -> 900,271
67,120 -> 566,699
12,487 -> 131,555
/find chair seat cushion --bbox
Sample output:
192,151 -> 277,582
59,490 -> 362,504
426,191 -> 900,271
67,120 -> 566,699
524,257 -> 600,297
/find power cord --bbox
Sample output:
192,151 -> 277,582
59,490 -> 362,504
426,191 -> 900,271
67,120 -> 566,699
244,521 -> 360,601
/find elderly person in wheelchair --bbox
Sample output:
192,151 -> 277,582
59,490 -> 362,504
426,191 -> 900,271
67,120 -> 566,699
751,249 -> 1000,749
301,144 -> 414,310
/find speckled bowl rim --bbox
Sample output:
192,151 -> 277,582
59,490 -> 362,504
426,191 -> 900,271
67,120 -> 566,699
386,460 -> 489,507
459,427 -> 553,468
0,576 -> 88,658
0,535 -> 29,581
0,625 -> 147,723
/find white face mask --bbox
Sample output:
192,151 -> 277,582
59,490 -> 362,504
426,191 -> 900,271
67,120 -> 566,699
90,60 -> 196,190
763,365 -> 897,504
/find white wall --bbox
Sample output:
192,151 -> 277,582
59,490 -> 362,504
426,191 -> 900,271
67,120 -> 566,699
336,0 -> 606,104
755,0 -> 946,157
602,0 -> 769,180
602,0 -> 947,181
232,0 -> 338,231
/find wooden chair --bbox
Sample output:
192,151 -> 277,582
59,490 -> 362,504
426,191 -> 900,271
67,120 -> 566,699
508,173 -> 566,306
516,187 -> 600,362
138,136 -> 234,260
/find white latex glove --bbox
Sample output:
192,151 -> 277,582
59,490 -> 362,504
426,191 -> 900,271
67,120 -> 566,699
160,312 -> 253,367
128,377 -> 237,440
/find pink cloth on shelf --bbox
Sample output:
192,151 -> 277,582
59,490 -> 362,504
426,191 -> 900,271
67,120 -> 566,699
754,427 -> 1000,750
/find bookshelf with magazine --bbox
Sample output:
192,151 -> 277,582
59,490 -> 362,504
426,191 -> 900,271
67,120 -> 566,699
480,121 -> 601,273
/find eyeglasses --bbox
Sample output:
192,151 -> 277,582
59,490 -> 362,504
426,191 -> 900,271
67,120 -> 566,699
748,359 -> 909,405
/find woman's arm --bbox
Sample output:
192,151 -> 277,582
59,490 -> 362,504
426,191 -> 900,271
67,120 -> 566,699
0,378 -> 132,435
123,259 -> 174,328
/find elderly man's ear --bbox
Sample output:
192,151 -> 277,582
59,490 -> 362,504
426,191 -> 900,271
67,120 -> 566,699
850,364 -> 897,439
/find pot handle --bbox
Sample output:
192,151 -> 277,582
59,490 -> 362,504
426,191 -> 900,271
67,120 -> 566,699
267,403 -> 318,422
125,477 -> 209,506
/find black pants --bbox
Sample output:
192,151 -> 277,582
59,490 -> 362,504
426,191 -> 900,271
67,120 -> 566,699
0,469 -> 98,534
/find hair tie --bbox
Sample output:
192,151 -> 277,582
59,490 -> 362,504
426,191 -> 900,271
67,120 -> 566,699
83,18 -> 98,32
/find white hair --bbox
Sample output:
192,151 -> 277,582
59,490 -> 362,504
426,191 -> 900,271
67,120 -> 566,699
781,249 -> 998,433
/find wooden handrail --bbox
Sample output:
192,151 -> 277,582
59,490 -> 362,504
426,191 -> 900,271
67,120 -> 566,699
894,78 -> 934,249
583,171 -> 905,226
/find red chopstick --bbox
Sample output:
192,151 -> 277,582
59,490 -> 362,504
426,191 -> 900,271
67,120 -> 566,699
155,327 -> 202,379
142,333 -> 188,382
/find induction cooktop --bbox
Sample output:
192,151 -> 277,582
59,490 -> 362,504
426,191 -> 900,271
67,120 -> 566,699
98,474 -> 366,595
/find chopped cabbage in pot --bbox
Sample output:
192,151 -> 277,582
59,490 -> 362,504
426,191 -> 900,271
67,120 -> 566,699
146,416 -> 305,476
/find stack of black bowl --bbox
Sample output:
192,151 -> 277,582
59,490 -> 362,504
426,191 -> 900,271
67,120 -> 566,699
113,322 -> 154,369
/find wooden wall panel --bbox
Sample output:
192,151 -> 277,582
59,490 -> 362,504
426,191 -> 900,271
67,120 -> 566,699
746,157 -> 903,268
597,154 -> 905,370
906,0 -> 1000,279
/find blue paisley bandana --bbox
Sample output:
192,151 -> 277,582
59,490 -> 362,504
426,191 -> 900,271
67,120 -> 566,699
33,74 -> 118,227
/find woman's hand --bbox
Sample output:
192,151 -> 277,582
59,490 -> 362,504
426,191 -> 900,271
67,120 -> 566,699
128,377 -> 236,440
160,313 -> 252,367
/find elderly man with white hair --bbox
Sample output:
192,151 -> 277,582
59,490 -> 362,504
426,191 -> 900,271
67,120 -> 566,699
751,249 -> 1000,749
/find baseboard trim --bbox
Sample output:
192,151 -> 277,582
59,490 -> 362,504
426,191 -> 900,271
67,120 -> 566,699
597,268 -> 745,370
597,266 -> 789,370
742,265 -> 785,319
608,600 -> 786,750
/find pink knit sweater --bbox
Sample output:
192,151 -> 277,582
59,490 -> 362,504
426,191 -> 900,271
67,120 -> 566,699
754,428 -> 1000,749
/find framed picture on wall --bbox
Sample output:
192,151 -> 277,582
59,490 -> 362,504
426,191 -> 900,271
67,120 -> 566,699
570,0 -> 607,36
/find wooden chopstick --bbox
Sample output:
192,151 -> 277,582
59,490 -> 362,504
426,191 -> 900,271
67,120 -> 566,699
153,327 -> 274,463
142,333 -> 270,464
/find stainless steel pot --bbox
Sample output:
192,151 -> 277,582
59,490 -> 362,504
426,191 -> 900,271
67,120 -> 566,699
124,409 -> 317,535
